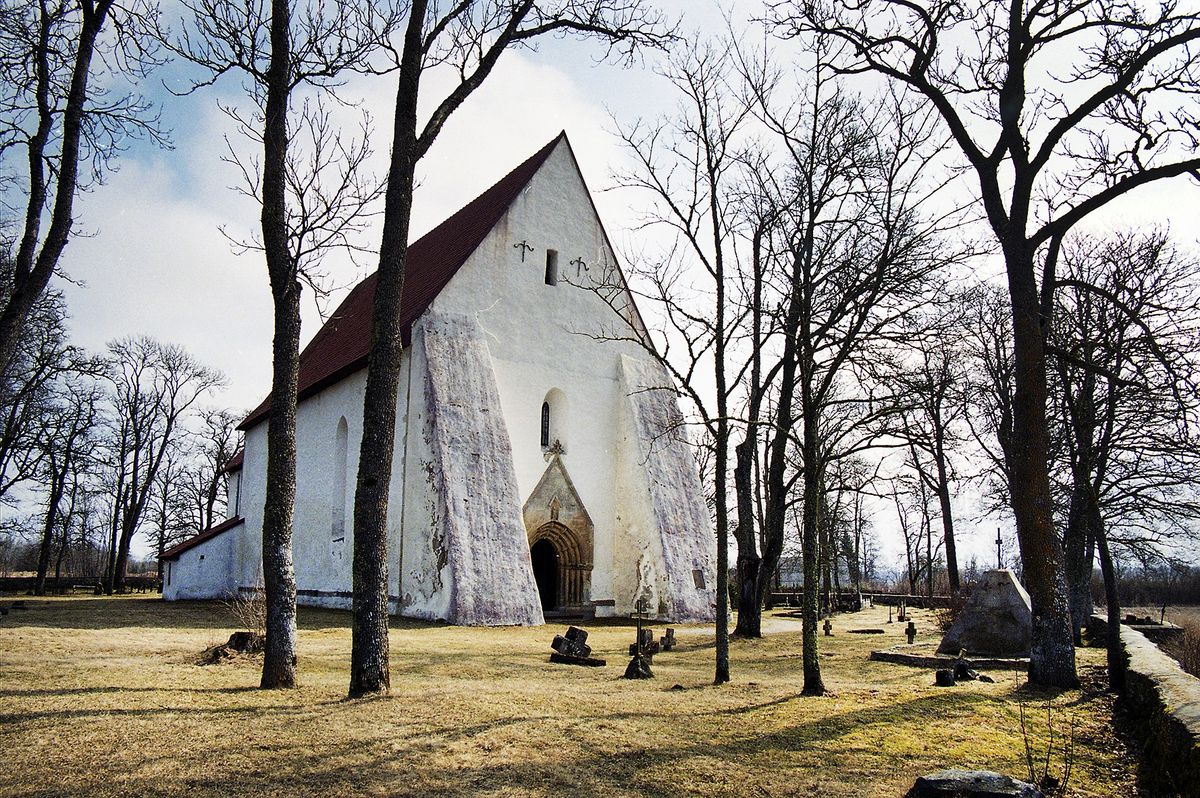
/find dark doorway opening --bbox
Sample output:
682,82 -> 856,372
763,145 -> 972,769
530,539 -> 559,611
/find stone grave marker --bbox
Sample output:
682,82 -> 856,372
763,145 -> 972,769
549,625 -> 606,667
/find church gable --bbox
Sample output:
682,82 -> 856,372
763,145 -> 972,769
238,133 -> 565,431
522,455 -> 593,545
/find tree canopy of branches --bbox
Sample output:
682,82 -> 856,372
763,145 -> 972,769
0,0 -> 167,377
776,0 -> 1200,688
101,336 -> 223,594
0,287 -> 81,505
1050,229 -> 1200,687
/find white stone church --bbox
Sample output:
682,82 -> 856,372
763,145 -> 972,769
161,133 -> 716,625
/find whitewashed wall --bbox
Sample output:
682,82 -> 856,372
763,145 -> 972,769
163,527 -> 239,601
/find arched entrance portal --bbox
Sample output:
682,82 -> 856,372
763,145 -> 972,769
523,455 -> 594,615
529,521 -> 590,612
530,538 -> 559,610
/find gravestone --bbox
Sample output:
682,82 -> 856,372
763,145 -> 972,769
937,569 -> 1032,657
623,654 -> 653,679
629,628 -> 661,660
660,628 -> 676,651
549,626 -> 606,667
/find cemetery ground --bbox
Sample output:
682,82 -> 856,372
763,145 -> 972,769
0,597 -> 1144,797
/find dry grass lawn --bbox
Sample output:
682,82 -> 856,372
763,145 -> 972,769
0,596 -> 1140,797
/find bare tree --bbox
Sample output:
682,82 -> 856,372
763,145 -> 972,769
33,379 -> 101,595
101,337 -> 224,593
890,308 -> 969,594
179,407 -> 239,532
170,0 -> 398,688
746,61 -> 958,695
0,0 -> 166,376
596,41 -> 753,684
0,288 -> 78,504
778,0 -> 1200,687
1050,230 -> 1200,688
348,0 -> 673,698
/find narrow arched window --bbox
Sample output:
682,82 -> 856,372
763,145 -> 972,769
545,250 -> 558,286
332,417 -> 348,541
541,402 -> 551,448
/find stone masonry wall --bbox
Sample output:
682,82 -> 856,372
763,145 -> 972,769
1089,613 -> 1200,797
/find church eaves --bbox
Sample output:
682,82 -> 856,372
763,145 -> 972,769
239,132 -> 566,431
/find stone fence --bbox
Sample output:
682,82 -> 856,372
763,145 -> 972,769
1089,613 -> 1200,797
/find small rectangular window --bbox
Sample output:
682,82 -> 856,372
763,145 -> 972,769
545,250 -> 558,286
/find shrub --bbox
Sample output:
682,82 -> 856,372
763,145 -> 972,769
1161,617 -> 1200,678
223,588 -> 265,639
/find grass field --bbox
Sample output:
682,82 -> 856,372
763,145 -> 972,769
0,596 -> 1141,797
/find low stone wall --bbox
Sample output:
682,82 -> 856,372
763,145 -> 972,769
1089,613 -> 1200,797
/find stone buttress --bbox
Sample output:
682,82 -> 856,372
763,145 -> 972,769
417,310 -> 544,625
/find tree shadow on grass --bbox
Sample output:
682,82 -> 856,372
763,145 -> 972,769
0,685 -> 264,698
0,596 -> 449,633
15,691 -> 998,798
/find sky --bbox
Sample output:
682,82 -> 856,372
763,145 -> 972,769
38,0 -> 1200,571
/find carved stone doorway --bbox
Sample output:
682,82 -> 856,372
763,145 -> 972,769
523,455 -> 593,613
529,521 -> 589,610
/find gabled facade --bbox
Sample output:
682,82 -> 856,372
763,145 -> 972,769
164,133 -> 716,624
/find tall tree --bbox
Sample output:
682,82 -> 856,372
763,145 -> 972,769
171,0 -> 397,688
744,60 -> 957,695
601,42 -> 752,684
1050,230 -> 1200,688
102,337 -> 223,593
891,309 -> 968,594
0,0 -> 166,375
33,379 -> 100,595
780,0 -> 1200,687
348,0 -> 672,698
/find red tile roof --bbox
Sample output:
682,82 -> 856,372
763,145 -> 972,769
160,516 -> 245,560
239,132 -> 565,431
223,449 -> 244,473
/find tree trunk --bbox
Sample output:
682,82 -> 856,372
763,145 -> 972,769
800,410 -> 825,696
732,434 -> 762,638
1005,247 -> 1078,688
113,516 -> 135,593
348,3 -> 428,698
258,0 -> 299,690
933,447 -> 959,594
103,517 -> 118,594
925,516 -> 933,599
0,1 -> 111,377
830,523 -> 842,610
714,432 -> 730,684
1095,522 -> 1124,692
1063,487 -> 1093,644
260,280 -> 301,689
33,465 -> 64,596
1062,368 -> 1098,644
819,507 -> 831,616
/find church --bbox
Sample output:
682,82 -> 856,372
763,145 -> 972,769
161,132 -> 717,625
